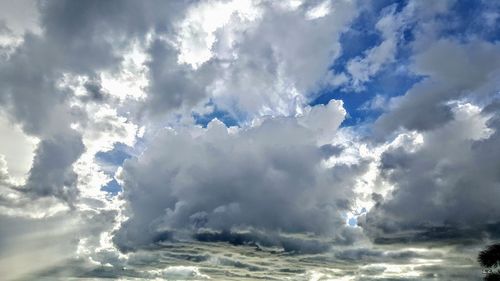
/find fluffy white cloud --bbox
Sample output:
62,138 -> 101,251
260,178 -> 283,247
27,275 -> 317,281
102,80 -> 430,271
340,0 -> 453,91
207,0 -> 358,117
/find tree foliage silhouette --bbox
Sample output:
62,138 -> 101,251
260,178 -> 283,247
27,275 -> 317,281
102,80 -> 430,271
478,244 -> 500,281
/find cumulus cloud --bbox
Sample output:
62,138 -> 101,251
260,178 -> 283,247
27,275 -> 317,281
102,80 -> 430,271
138,0 -> 358,120
207,0 -> 358,117
361,28 -> 500,246
365,101 -> 500,244
114,100 -> 361,250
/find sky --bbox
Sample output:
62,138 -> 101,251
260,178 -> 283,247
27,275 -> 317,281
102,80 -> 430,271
0,0 -> 499,280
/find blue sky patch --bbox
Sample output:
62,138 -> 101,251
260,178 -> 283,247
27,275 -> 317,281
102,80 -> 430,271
311,67 -> 421,127
95,143 -> 133,175
193,103 -> 240,128
101,178 -> 123,195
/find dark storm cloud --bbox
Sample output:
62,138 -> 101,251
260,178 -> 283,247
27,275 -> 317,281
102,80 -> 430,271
0,31 -> 88,201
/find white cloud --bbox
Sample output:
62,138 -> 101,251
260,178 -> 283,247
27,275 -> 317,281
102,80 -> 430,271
345,5 -> 402,89
151,265 -> 211,280
305,0 -> 332,20
176,0 -> 261,69
206,0 -> 358,117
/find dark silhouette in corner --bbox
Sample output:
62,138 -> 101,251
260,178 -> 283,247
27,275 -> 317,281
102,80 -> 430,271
478,244 -> 500,281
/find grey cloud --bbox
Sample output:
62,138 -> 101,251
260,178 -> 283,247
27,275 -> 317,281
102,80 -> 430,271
83,79 -> 107,102
39,0 -> 206,116
0,213 -> 81,280
253,1 -> 356,93
193,230 -> 331,254
0,2 -> 169,275
0,34 -> 86,201
137,0 -> 359,119
114,109 -> 362,250
1,1 -> 498,280
0,204 -> 123,280
375,39 -> 500,135
144,38 -> 216,116
0,1 -> 120,202
37,0 -> 184,74
0,35 -> 70,136
25,132 -> 84,203
0,19 -> 13,37
365,102 -> 500,244
0,1 -> 194,202
16,0 -> 359,123
319,144 -> 344,159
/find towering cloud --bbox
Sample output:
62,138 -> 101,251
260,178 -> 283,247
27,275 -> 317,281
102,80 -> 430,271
114,100 -> 357,250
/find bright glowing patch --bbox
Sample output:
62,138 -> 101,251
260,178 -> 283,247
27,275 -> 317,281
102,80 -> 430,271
176,0 -> 261,68
100,44 -> 148,100
0,114 -> 38,184
306,0 -> 332,20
